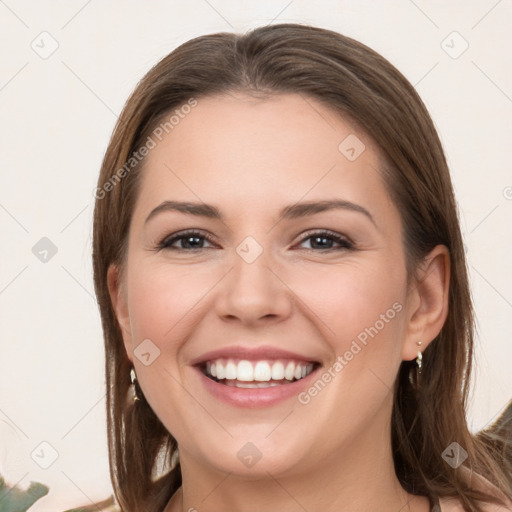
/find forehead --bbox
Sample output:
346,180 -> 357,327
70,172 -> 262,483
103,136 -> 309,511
133,92 -> 392,220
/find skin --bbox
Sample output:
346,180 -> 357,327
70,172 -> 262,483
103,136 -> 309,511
108,93 -> 450,512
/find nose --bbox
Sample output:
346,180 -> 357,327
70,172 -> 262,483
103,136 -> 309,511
214,245 -> 293,326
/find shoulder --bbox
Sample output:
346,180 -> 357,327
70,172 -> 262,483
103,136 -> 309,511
438,496 -> 465,511
438,466 -> 512,512
439,466 -> 512,512
439,496 -> 512,512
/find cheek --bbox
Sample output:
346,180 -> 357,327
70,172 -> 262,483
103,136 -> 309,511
290,257 -> 406,355
126,261 -> 216,344
289,262 -> 406,432
288,260 -> 407,429
123,262 -> 220,436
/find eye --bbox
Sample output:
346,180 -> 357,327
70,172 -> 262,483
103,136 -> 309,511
156,230 -> 216,251
155,229 -> 354,252
296,230 -> 354,251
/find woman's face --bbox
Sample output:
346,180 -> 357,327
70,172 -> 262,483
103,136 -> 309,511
111,93 -> 420,478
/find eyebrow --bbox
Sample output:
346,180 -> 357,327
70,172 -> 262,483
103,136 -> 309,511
144,199 -> 376,226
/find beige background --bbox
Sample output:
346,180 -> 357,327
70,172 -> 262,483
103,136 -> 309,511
0,1 -> 511,510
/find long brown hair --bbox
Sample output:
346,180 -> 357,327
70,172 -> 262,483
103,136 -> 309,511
92,23 -> 512,512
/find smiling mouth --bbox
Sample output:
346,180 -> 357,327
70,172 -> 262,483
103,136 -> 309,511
200,358 -> 319,388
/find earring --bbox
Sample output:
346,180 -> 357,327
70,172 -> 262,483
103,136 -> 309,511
409,341 -> 423,389
416,341 -> 423,374
415,341 -> 423,387
130,367 -> 141,402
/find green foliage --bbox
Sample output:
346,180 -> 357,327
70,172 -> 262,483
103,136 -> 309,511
0,475 -> 49,511
0,473 -> 118,512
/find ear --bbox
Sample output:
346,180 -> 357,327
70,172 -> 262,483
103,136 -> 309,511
401,244 -> 450,361
107,264 -> 134,364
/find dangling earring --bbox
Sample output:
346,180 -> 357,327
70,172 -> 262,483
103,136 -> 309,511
130,367 -> 141,402
415,341 -> 423,385
416,341 -> 423,372
408,341 -> 423,389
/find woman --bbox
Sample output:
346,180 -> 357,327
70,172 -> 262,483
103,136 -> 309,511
92,23 -> 512,512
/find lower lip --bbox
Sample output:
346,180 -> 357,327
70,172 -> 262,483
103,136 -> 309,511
194,366 -> 320,408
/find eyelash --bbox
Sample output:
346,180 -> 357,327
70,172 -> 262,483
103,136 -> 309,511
155,229 -> 354,252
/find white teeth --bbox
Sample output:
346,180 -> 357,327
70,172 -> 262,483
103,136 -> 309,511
225,381 -> 283,388
284,362 -> 295,381
271,361 -> 285,380
216,361 -> 225,379
254,361 -> 271,381
225,361 -> 237,380
237,360 -> 254,381
203,358 -> 315,383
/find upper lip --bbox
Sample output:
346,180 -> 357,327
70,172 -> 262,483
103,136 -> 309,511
190,345 -> 320,366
